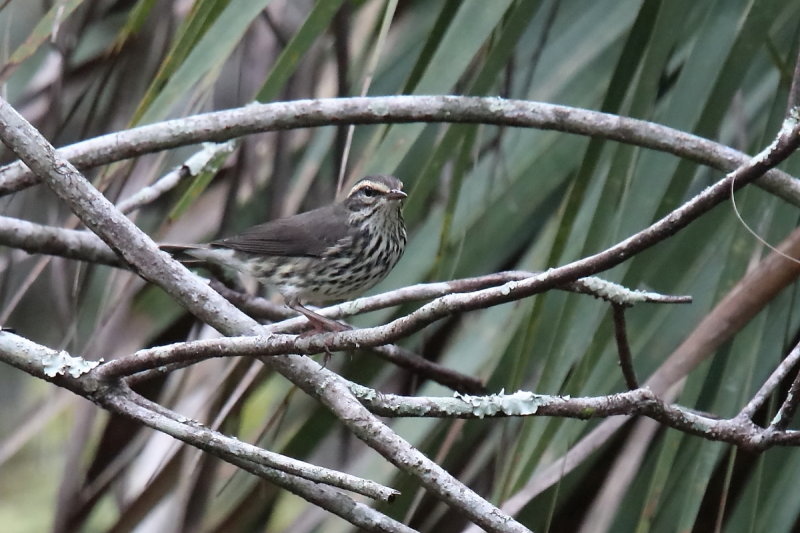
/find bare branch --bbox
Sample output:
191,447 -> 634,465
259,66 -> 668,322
0,208 -> 695,316
268,267 -> 699,354
612,304 -> 639,390
738,339 -> 800,421
770,367 -> 800,431
1,96 -> 799,207
0,215 -> 120,266
93,275 -> 691,380
7,326 -> 800,454
209,283 -> 486,394
346,384 -> 796,451
372,343 -> 485,394
787,49 -> 800,113
212,457 -> 413,533
116,141 -> 237,214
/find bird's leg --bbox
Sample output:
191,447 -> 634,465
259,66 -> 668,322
288,302 -> 350,365
288,303 -> 351,334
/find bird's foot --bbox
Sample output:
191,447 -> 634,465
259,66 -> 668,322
289,304 -> 351,366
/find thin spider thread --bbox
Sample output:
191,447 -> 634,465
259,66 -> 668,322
730,169 -> 800,265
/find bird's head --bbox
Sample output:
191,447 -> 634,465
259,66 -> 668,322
343,175 -> 407,219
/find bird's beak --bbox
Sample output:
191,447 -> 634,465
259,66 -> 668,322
386,189 -> 407,201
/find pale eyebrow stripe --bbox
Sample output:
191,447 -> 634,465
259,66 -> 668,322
351,180 -> 390,193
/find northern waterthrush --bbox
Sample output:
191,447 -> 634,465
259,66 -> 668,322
166,174 -> 407,329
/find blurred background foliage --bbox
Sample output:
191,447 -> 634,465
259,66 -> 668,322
1,0 -> 800,532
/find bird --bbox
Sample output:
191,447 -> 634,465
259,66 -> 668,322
165,174 -> 407,331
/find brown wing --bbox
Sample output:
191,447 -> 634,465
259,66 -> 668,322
211,203 -> 349,257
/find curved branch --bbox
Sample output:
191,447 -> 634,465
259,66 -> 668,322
94,276 -> 691,380
1,96 -> 798,206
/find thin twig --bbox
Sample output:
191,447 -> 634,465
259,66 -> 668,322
120,341 -> 486,394
117,141 -> 237,214
0,331 -> 400,501
770,367 -> 800,431
373,343 -> 485,394
787,48 -> 800,113
738,339 -> 800,420
92,275 -> 690,380
104,387 -> 414,532
612,304 -> 639,390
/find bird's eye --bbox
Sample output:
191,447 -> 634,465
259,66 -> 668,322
361,187 -> 379,197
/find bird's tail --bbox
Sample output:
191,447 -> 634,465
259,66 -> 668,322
159,244 -> 204,263
161,244 -> 247,288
